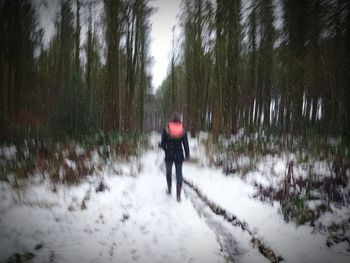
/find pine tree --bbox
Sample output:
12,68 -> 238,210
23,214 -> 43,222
0,0 -> 37,138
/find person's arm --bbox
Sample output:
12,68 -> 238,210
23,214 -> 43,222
160,129 -> 167,151
182,131 -> 190,160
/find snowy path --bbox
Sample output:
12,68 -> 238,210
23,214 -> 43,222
1,134 -> 349,263
0,140 -> 263,263
0,151 -> 225,263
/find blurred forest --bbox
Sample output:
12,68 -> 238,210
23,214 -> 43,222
0,1 -> 349,252
0,0 -> 154,141
0,0 -> 349,146
157,0 -> 350,145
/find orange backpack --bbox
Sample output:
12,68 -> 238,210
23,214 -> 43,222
167,121 -> 185,139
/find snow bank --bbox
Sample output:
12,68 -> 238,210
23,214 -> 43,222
182,136 -> 350,263
0,145 -> 17,160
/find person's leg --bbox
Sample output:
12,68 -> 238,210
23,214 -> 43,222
165,161 -> 173,194
175,161 -> 183,201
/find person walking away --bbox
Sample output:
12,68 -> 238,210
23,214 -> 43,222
160,114 -> 190,202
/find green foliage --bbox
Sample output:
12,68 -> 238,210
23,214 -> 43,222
280,197 -> 313,225
280,197 -> 332,226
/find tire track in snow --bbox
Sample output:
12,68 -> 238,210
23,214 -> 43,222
184,186 -> 246,263
183,178 -> 284,263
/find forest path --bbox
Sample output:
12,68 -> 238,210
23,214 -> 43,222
0,144 -> 227,263
1,136 -> 349,263
145,136 -> 267,263
107,148 -> 227,263
0,135 -> 267,263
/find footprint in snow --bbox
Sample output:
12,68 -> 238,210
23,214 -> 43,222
140,225 -> 150,235
152,236 -> 158,244
130,249 -> 140,260
132,254 -> 140,261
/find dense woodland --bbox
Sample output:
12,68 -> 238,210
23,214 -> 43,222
157,0 -> 350,144
0,0 -> 349,146
0,0 -> 153,141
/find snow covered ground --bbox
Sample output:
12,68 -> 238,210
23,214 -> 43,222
186,133 -> 350,263
0,151 -> 224,262
184,163 -> 349,263
0,133 -> 349,263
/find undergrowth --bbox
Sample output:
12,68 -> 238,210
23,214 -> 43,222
0,132 -> 149,187
201,129 -> 350,243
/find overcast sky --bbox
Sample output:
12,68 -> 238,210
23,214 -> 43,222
149,0 -> 181,90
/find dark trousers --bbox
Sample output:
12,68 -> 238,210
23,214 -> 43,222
165,160 -> 183,196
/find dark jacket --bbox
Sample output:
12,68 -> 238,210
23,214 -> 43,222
160,122 -> 190,162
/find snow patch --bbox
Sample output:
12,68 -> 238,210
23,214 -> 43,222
0,145 -> 17,160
